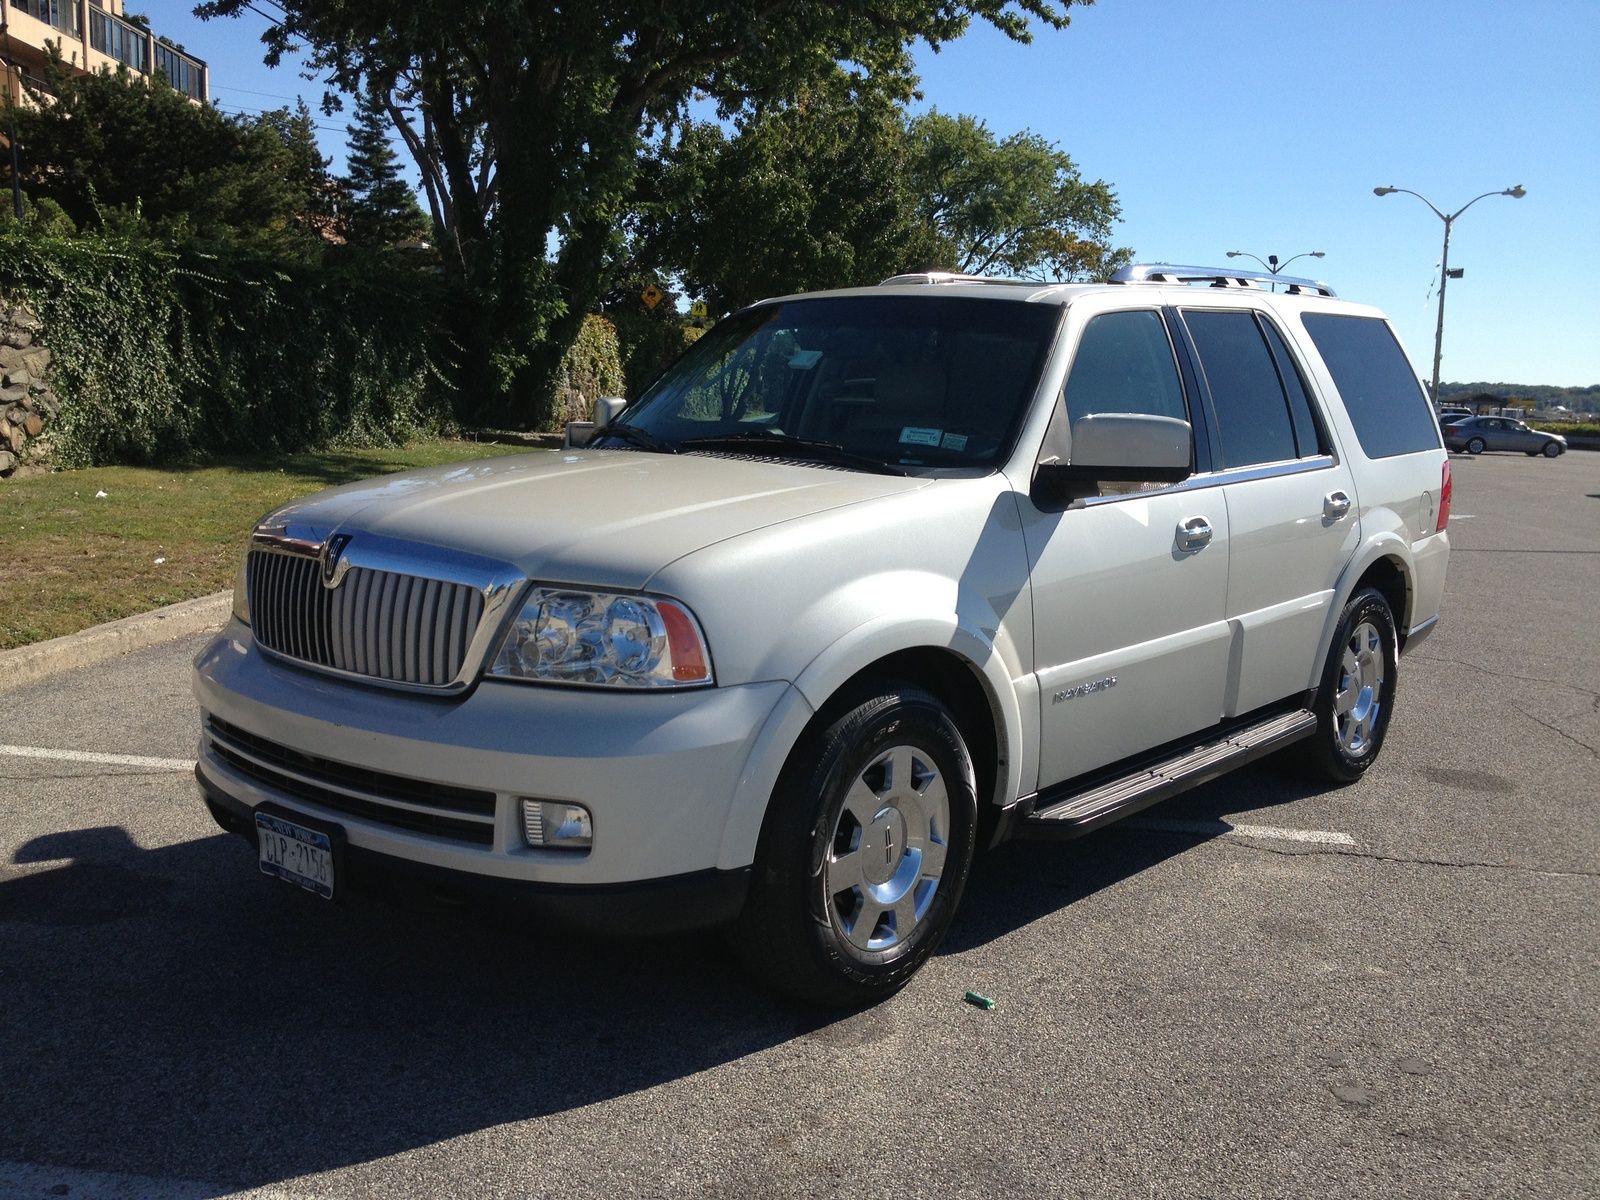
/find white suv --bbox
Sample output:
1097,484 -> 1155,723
194,264 -> 1452,1005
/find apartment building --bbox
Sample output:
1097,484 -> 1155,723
2,0 -> 208,106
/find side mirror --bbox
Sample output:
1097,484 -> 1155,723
563,397 -> 629,450
1033,412 -> 1192,507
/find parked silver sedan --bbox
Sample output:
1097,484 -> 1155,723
1443,416 -> 1566,457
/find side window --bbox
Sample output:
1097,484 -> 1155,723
1259,319 -> 1327,457
1183,310 -> 1297,468
1300,314 -> 1442,458
1063,310 -> 1187,426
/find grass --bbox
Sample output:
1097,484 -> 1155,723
0,439 -> 534,651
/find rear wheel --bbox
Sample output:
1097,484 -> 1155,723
1543,441 -> 1563,458
734,683 -> 978,1007
1303,588 -> 1399,784
1467,437 -> 1486,455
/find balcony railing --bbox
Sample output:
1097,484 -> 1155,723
9,0 -> 80,37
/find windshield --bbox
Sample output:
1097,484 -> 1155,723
607,295 -> 1061,471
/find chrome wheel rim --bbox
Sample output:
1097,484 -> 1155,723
824,744 -> 950,954
1334,620 -> 1386,757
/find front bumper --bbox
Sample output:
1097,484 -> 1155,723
197,772 -> 751,934
193,621 -> 801,900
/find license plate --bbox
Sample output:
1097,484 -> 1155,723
256,811 -> 336,899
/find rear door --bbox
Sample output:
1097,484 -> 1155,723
1176,306 -> 1362,716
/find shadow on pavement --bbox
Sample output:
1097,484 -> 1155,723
0,759 -> 1317,1191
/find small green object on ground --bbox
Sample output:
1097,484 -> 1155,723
964,990 -> 996,1010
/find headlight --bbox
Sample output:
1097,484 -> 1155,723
488,588 -> 713,688
231,553 -> 251,626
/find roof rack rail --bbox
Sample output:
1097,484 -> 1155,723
879,271 -> 1043,288
1111,263 -> 1336,298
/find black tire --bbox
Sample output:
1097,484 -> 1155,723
1304,588 -> 1399,784
1466,437 -> 1486,455
1543,441 -> 1562,458
733,683 -> 978,1007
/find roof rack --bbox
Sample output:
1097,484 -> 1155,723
1111,263 -> 1336,298
878,271 -> 1043,288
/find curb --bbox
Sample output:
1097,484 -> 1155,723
0,591 -> 231,693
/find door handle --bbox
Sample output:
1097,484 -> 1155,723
1176,516 -> 1213,553
1324,491 -> 1352,520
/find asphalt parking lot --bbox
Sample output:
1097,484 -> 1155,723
2,450 -> 1596,1199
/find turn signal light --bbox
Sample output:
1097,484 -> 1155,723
1437,459 -> 1452,532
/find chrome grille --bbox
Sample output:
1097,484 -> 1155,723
247,549 -> 486,687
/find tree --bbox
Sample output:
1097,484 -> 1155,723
196,0 -> 1081,428
629,88 -> 1129,314
342,89 -> 429,248
629,78 -> 943,314
906,110 -> 1129,280
3,62 -> 330,255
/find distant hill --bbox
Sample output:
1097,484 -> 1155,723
1440,382 -> 1599,413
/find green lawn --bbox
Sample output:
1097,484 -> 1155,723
0,439 -> 534,651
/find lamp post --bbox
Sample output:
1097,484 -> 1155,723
1225,249 -> 1326,277
1373,184 -> 1526,404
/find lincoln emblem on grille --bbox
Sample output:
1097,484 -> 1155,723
320,534 -> 354,589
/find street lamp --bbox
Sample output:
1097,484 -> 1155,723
1225,249 -> 1326,276
1373,183 -> 1526,403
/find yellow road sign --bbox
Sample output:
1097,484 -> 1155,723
641,283 -> 665,310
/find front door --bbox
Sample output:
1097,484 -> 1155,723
1020,307 -> 1232,788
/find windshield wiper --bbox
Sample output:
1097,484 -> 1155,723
590,422 -> 678,454
677,431 -> 908,476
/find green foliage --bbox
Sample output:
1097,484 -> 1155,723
343,90 -> 430,248
631,79 -> 942,313
602,277 -> 702,398
629,86 -> 1130,312
3,65 -> 331,257
0,228 -> 452,466
1442,382 -> 1600,414
550,315 -> 625,427
196,0 -> 1082,424
906,110 -> 1130,280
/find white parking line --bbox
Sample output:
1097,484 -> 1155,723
1127,817 -> 1357,846
0,744 -> 195,772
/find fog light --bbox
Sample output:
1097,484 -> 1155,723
521,799 -> 593,850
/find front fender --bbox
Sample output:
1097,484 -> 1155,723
791,605 -> 1032,811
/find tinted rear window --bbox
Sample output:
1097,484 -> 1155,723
1300,314 -> 1441,458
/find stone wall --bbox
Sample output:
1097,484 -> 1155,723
0,303 -> 57,477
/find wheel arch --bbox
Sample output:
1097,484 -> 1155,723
714,627 -> 1025,875
1310,539 -> 1415,688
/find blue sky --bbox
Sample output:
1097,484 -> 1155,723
159,0 -> 1599,386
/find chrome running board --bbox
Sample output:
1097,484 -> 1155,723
1020,709 -> 1317,839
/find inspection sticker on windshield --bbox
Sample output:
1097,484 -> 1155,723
940,432 -> 968,451
899,426 -> 943,447
788,350 -> 823,370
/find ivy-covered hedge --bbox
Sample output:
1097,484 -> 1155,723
550,314 -> 625,427
0,229 -> 453,466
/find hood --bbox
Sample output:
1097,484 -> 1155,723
257,447 -> 931,589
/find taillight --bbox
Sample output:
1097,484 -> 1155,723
1437,459 -> 1452,532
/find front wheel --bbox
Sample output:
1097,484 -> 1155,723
1303,588 -> 1399,784
734,683 -> 978,1007
1543,441 -> 1563,458
1467,437 -> 1486,455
